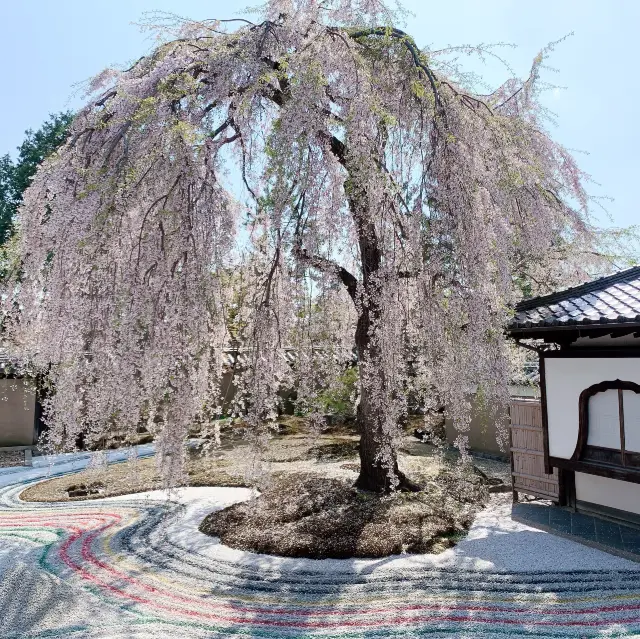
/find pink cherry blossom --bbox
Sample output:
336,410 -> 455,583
4,0 -> 594,491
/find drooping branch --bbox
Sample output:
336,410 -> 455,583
348,27 -> 443,111
7,1 -> 595,493
348,26 -> 494,117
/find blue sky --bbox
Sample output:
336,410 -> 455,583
1,0 -> 638,228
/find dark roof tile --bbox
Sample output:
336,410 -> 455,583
509,266 -> 640,332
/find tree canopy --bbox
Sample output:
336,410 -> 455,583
4,1 -> 603,490
0,112 -> 73,245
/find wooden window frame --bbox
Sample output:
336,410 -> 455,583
575,379 -> 640,460
540,349 -> 640,485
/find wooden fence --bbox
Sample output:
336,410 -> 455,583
509,399 -> 560,502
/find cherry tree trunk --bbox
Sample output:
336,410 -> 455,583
349,222 -> 419,492
343,174 -> 420,493
355,369 -> 401,491
353,308 -> 419,493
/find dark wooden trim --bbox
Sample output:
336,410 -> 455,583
619,388 -> 627,466
583,445 -> 640,467
550,455 -> 640,485
574,385 -> 590,462
557,468 -> 566,506
507,323 -> 640,338
538,352 -> 551,474
626,450 -> 640,468
576,327 -> 639,340
584,444 -> 623,466
562,469 -> 576,509
569,470 -> 577,509
578,379 -> 640,394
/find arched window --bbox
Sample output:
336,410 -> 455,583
574,380 -> 640,470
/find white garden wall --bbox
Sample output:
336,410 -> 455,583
0,379 -> 36,447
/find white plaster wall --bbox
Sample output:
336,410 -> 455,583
587,389 -> 620,448
544,357 -> 640,459
575,472 -> 640,516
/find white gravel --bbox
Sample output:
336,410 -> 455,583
100,485 -> 639,574
1,450 -> 639,638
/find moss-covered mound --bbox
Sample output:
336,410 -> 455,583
199,471 -> 488,559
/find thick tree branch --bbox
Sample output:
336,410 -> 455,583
348,26 -> 493,117
348,27 -> 443,111
294,245 -> 359,302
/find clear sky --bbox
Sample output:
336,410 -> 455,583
1,0 -> 638,228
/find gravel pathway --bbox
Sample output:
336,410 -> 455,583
1,455 -> 640,638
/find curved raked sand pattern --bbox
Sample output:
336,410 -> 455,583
1,467 -> 640,637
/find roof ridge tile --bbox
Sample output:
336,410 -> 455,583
515,265 -> 640,313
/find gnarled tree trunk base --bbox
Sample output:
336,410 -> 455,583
354,462 -> 422,493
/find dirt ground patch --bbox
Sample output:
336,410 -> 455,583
200,470 -> 488,558
20,452 -> 248,503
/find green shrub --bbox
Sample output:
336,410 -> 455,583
317,366 -> 358,417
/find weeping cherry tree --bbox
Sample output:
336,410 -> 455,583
5,0 -> 593,492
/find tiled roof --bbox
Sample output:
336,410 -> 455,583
509,266 -> 640,332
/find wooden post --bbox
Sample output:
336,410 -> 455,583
509,405 -> 518,503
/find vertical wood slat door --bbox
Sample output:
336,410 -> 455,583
509,399 -> 559,502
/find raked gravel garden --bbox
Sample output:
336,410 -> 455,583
1,440 -> 640,638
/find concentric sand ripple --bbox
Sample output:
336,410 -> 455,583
1,472 -> 640,638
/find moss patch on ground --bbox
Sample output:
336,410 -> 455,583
199,469 -> 488,559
